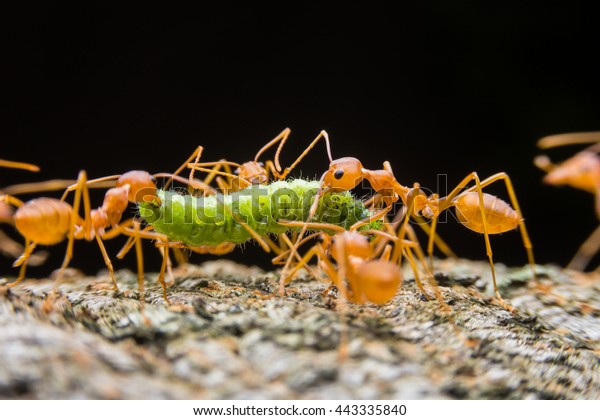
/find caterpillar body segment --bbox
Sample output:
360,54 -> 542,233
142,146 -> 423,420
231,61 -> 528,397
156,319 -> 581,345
138,179 -> 383,247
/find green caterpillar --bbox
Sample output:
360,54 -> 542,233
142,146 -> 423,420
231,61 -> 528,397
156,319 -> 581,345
138,179 -> 383,246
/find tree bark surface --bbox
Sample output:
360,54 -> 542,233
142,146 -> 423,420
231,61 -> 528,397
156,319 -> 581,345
1,259 -> 599,399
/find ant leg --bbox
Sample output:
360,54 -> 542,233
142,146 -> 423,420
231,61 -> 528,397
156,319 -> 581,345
421,213 -> 458,271
117,227 -> 179,301
61,175 -> 122,201
279,246 -> 319,291
278,170 -> 330,285
537,131 -> 600,149
153,173 -> 216,196
464,172 -> 536,279
367,228 -> 437,301
7,239 -> 36,287
0,159 -> 40,172
279,188 -> 328,286
360,229 -> 397,258
441,172 -> 511,307
187,147 -> 204,183
402,228 -> 435,278
201,160 -> 236,185
115,228 -> 147,259
317,241 -> 350,361
163,146 -> 204,190
102,218 -> 136,241
4,179 -> 77,196
405,245 -> 449,311
271,232 -> 322,265
253,127 -> 292,175
380,244 -> 393,261
191,160 -> 238,189
53,170 -> 90,288
372,208 -> 404,258
172,247 -> 188,266
95,235 -> 119,290
133,222 -> 145,304
387,207 -> 456,261
278,130 -> 334,179
277,220 -> 346,233
258,234 -> 285,255
402,245 -> 430,299
349,206 -> 392,231
215,175 -> 232,194
157,245 -> 175,286
427,217 -> 439,269
413,215 -> 456,258
189,166 -> 251,192
214,194 -> 272,253
395,197 -> 419,266
263,160 -> 279,181
276,232 -> 319,279
0,231 -> 45,263
567,224 -> 600,271
0,194 -> 25,209
156,243 -> 171,305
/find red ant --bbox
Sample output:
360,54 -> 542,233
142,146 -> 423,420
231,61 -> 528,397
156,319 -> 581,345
535,131 -> 600,270
1,170 -> 159,296
281,133 -> 535,309
0,159 -> 77,267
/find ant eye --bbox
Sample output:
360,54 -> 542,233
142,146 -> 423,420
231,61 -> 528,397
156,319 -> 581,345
317,235 -> 325,243
334,169 -> 344,180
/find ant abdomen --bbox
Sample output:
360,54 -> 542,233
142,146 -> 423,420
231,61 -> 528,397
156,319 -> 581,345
454,192 -> 521,235
14,198 -> 75,245
354,260 -> 402,305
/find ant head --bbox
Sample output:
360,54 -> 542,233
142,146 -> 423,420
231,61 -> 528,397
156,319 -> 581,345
238,161 -> 268,185
116,171 -> 158,203
355,260 -> 402,305
322,157 -> 364,191
542,151 -> 600,193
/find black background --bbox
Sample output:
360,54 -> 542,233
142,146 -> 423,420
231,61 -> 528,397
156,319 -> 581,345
2,2 -> 600,277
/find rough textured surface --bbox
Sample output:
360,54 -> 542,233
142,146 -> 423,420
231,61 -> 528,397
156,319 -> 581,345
1,259 -> 599,399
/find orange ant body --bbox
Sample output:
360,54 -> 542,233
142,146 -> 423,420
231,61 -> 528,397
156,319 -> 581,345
0,158 -> 55,266
0,159 -> 40,173
535,131 -> 600,270
1,170 -> 159,292
281,133 -> 535,308
184,128 -> 334,194
281,229 -> 403,305
157,129 -> 337,258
